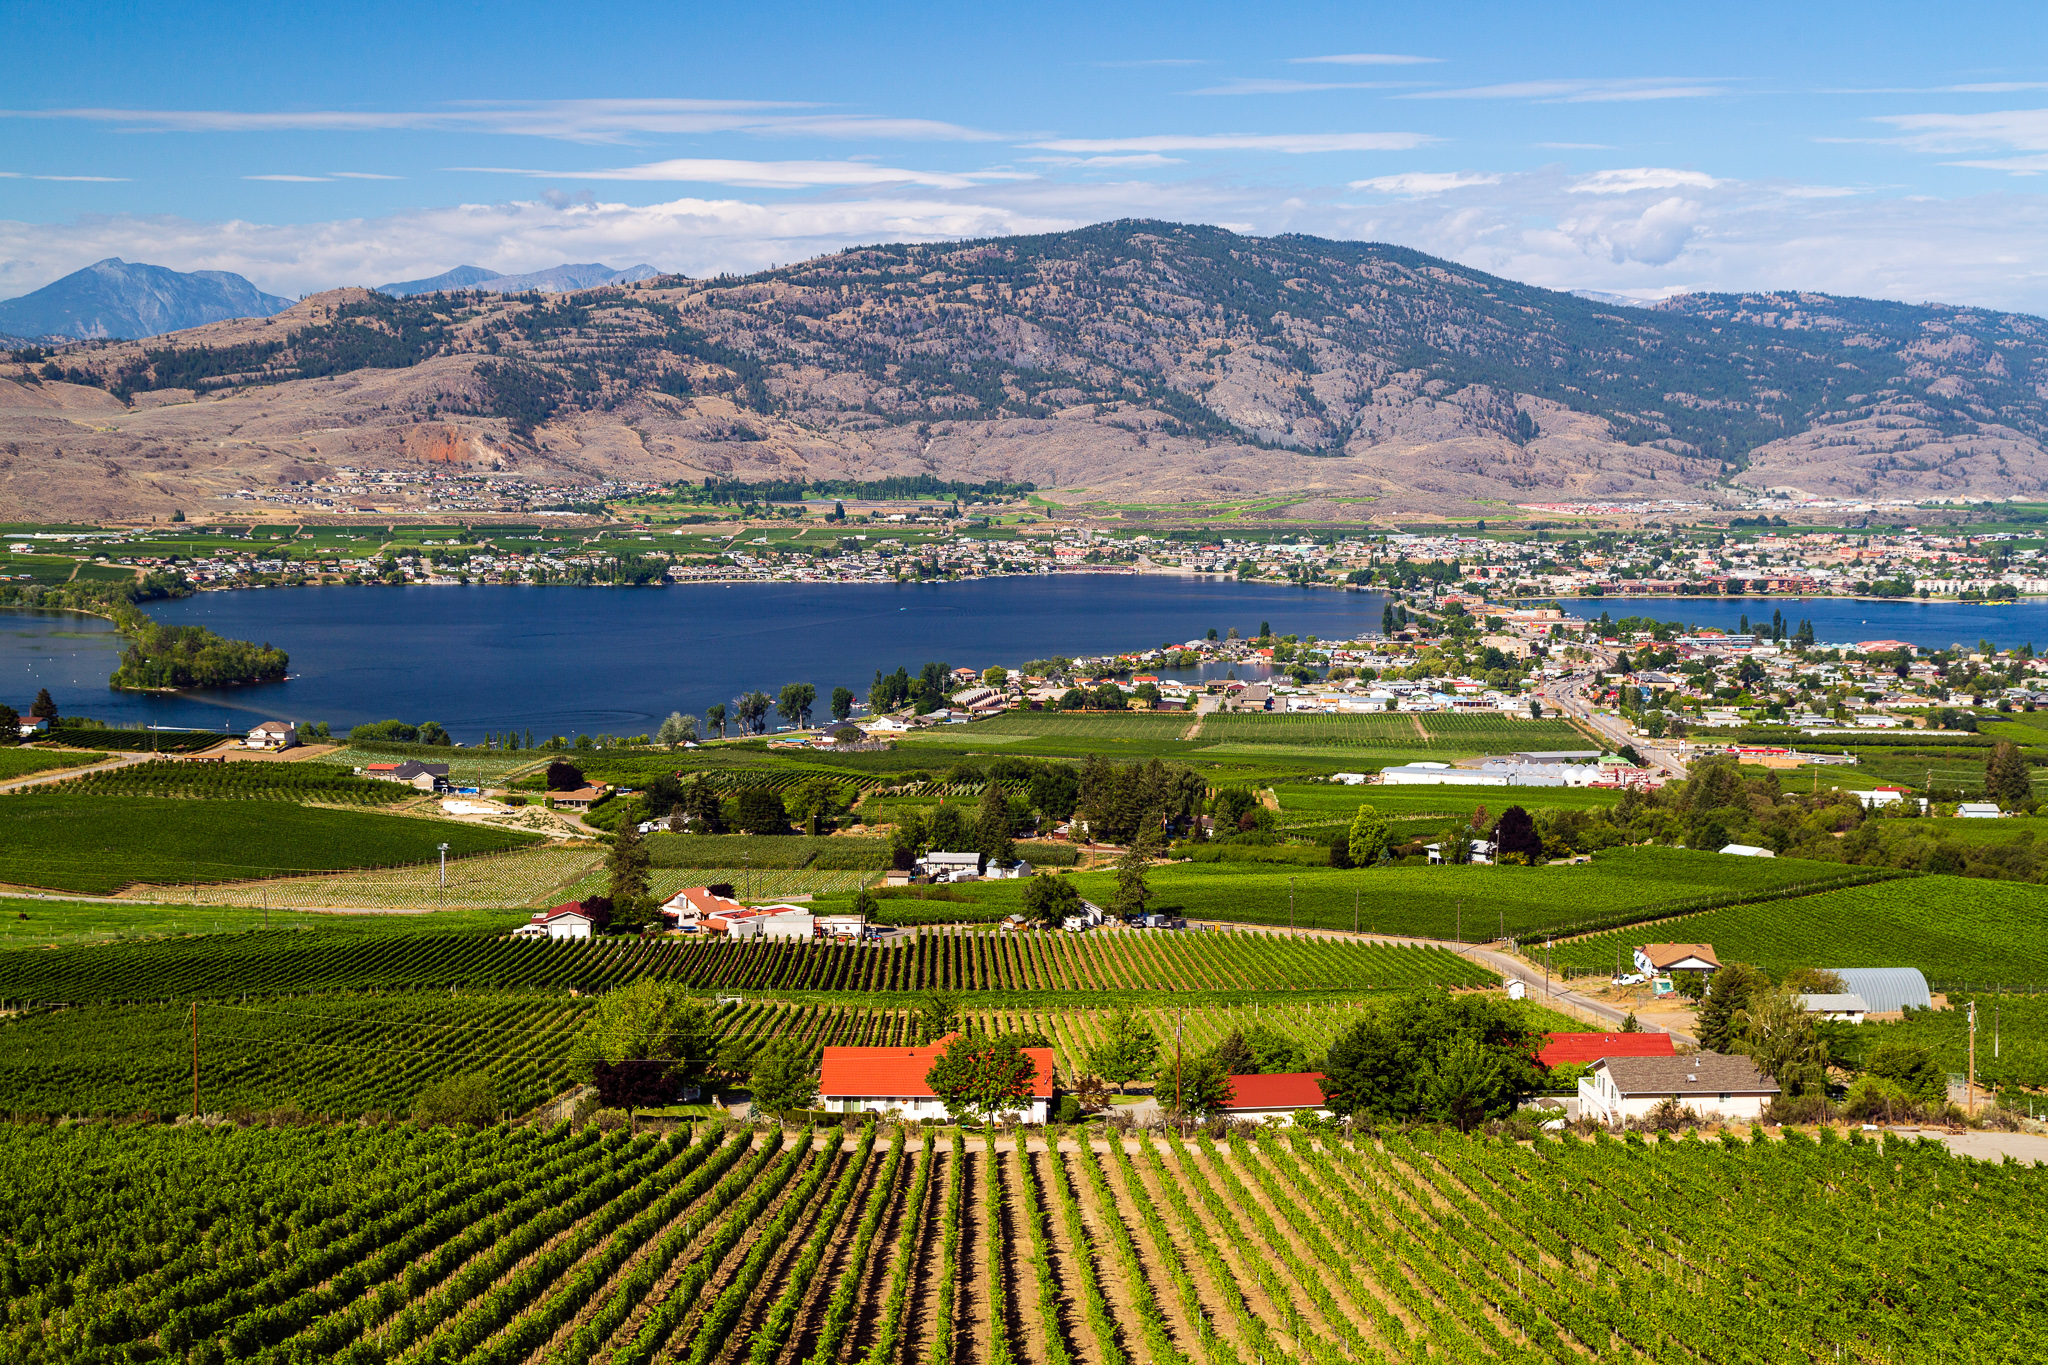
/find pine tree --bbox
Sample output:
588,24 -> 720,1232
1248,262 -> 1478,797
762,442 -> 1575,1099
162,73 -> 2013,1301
608,819 -> 652,905
1986,740 -> 2032,809
1348,803 -> 1391,867
1695,964 -> 1766,1053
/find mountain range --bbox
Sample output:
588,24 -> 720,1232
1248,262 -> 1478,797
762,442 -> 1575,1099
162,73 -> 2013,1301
0,259 -> 293,343
376,263 -> 660,297
2,220 -> 2046,522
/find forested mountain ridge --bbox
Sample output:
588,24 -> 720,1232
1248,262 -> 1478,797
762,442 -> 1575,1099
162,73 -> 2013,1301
3,221 -> 2047,521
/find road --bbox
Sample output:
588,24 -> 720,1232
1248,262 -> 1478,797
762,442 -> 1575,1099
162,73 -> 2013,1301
1542,671 -> 1691,778
0,748 -> 160,794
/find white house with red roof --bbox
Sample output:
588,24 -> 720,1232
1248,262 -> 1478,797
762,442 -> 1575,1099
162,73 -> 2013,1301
513,902 -> 599,940
660,885 -> 812,937
1219,1071 -> 1330,1123
817,1036 -> 1056,1122
1537,1032 -> 1675,1069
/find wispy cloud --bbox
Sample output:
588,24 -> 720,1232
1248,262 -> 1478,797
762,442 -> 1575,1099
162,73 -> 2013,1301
1568,167 -> 1721,193
0,100 -> 1003,145
1349,171 -> 1503,196
1288,53 -> 1440,66
1022,132 -> 1434,154
1865,107 -> 2048,156
1091,58 -> 1207,68
0,171 -> 129,181
332,171 -> 404,180
1022,154 -> 1187,168
1400,79 -> 1730,103
455,157 -> 1033,189
1185,79 -> 1421,96
246,174 -> 332,182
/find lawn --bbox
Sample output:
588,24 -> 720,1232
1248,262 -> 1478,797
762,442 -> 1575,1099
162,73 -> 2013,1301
0,795 -> 542,894
1550,875 -> 2048,988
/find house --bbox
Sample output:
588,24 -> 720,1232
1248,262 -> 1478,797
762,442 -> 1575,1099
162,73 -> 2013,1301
1425,839 -> 1493,865
15,714 -> 48,739
918,851 -> 984,882
1796,992 -> 1870,1023
1063,899 -> 1106,933
660,884 -> 810,937
1538,1032 -> 1675,1068
1219,1071 -> 1330,1123
1577,1053 -> 1780,1124
550,785 -> 609,811
1718,843 -> 1775,858
513,902 -> 599,940
816,1036 -> 1055,1122
1956,802 -> 2004,818
244,721 -> 299,751
1633,943 -> 1721,980
359,760 -> 452,791
982,859 -> 1034,880
662,884 -> 745,930
760,913 -> 817,940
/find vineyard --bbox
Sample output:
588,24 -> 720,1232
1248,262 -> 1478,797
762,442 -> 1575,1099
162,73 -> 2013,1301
2,1121 -> 2040,1365
121,844 -> 606,911
0,795 -> 541,894
0,924 -> 1491,1004
310,745 -> 549,788
42,726 -> 223,753
1196,712 -> 1592,751
1549,875 -> 2048,987
1856,992 -> 2048,1091
48,758 -> 407,804
1272,782 -> 1622,820
0,748 -> 105,781
964,713 -> 1198,740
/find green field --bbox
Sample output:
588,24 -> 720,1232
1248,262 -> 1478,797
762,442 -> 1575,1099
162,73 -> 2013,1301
0,747 -> 105,781
962,711 -> 1197,740
51,757 -> 408,804
0,795 -> 541,894
1854,993 -> 2048,1092
0,897 -> 512,951
310,745 -> 548,787
1272,781 -> 1622,820
1197,711 -> 1592,752
1551,876 -> 2048,987
645,833 -> 894,870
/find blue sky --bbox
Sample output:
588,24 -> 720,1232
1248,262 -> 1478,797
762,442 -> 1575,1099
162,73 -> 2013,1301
6,0 -> 2048,308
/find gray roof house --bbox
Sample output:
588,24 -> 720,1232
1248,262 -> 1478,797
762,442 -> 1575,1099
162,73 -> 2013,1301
1826,968 -> 1933,1015
1579,1053 -> 1781,1124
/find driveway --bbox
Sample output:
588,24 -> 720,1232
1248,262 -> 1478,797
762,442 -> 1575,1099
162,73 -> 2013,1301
0,748 -> 159,794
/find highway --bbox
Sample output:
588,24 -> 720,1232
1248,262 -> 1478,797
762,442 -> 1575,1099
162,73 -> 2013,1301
1541,671 -> 1691,778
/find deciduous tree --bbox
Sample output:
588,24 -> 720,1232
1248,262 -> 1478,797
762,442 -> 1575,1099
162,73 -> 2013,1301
1086,1007 -> 1160,1094
1021,872 -> 1080,930
1348,803 -> 1390,867
925,1034 -> 1038,1122
749,1038 -> 818,1114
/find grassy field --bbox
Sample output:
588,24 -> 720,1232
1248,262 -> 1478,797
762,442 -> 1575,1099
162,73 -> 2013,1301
1551,875 -> 2048,987
1271,782 -> 1622,820
962,712 -> 1198,740
0,747 -> 105,781
1855,992 -> 2048,1092
1197,712 -> 1592,751
0,795 -> 541,895
122,843 -> 605,911
645,833 -> 894,870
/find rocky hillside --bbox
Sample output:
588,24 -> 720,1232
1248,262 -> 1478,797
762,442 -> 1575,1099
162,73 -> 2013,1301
4,221 -> 2047,521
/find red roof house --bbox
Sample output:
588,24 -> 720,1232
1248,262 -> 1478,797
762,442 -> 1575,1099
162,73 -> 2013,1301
1539,1032 -> 1675,1068
815,1036 -> 1055,1122
1219,1071 -> 1330,1122
512,902 -> 599,940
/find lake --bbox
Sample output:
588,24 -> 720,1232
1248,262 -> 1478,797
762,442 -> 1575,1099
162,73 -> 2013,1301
1552,596 -> 2048,652
4,577 -> 1388,741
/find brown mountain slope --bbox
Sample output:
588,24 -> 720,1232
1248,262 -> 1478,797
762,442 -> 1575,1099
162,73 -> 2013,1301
5,221 -> 2048,521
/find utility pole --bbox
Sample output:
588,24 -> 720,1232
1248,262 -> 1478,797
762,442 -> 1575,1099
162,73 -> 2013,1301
1289,877 -> 1295,933
1456,897 -> 1463,945
438,842 -> 450,886
190,1002 -> 199,1120
1967,1001 -> 1978,1116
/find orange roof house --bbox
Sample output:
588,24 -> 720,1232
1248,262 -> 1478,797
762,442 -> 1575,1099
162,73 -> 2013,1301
1538,1032 -> 1675,1068
816,1036 -> 1054,1122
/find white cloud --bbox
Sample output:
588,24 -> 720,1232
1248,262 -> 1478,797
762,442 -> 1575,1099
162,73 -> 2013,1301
0,100 -> 1003,145
1022,132 -> 1434,154
1401,79 -> 1730,103
245,174 -> 333,182
0,172 -> 129,182
1288,53 -> 1440,65
332,172 -> 404,180
1868,107 -> 2048,155
1568,167 -> 1721,194
1186,79 -> 1420,96
1349,171 -> 1503,195
454,158 -> 1027,190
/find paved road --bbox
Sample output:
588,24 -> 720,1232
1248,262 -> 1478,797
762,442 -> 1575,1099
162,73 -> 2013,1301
1543,671 -> 1691,777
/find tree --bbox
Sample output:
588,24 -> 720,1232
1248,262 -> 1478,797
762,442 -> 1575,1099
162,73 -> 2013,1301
1240,1023 -> 1309,1074
749,1038 -> 818,1114
914,990 -> 960,1045
784,777 -> 843,835
1780,967 -> 1846,994
778,682 -> 817,729
678,778 -> 727,833
975,781 -> 1016,863
1156,1049 -> 1232,1118
571,978 -> 720,1109
417,721 -> 451,746
412,1074 -> 498,1127
1215,1030 -> 1256,1075
1086,1007 -> 1160,1093
735,787 -> 790,834
1492,806 -> 1543,864
925,1034 -> 1039,1123
830,686 -> 855,722
657,711 -> 697,748
1021,872 -> 1080,929
734,690 -> 773,735
1110,832 -> 1153,919
1866,1042 -> 1946,1105
0,705 -> 17,745
1695,963 -> 1767,1054
1347,803 -> 1391,867
608,819 -> 652,907
1733,986 -> 1830,1095
1987,739 -> 2032,809
1320,993 -> 1544,1126
1436,820 -> 1475,864
545,760 -> 586,792
928,802 -> 968,850
30,689 -> 56,721
705,703 -> 727,739
1029,764 -> 1079,820
984,666 -> 1008,687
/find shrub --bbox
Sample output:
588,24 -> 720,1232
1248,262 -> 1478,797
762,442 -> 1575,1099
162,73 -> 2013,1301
411,1074 -> 498,1127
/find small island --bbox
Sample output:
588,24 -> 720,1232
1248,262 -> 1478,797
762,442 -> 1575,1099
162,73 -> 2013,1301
110,611 -> 288,690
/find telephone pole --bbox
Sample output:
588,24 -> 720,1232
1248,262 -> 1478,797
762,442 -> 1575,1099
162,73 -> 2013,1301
190,1002 -> 199,1120
1967,1000 -> 1978,1116
1289,878 -> 1295,933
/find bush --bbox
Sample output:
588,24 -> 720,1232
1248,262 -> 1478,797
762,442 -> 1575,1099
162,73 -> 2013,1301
411,1074 -> 498,1127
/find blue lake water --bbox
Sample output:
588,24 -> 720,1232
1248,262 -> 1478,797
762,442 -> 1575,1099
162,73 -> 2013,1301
1551,596 -> 2048,653
3,578 -> 1387,742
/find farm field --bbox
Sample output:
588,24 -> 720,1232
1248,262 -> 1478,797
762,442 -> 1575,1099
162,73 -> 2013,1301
47,756 -> 408,804
1197,711 -> 1591,751
1,1123 -> 2038,1365
0,794 -> 541,895
962,712 -> 1198,740
644,833 -> 893,870
121,843 -> 606,911
42,727 -> 225,753
310,745 -> 549,788
1271,781 -> 1622,820
1855,993 -> 2048,1093
0,747 -> 104,780
0,923 -> 1490,1004
1550,876 -> 2048,988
